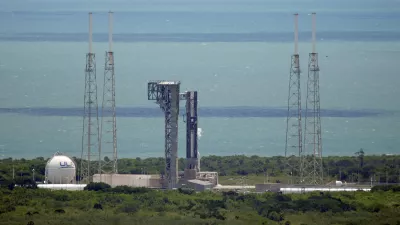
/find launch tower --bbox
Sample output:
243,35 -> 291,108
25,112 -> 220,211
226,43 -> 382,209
147,81 -> 181,189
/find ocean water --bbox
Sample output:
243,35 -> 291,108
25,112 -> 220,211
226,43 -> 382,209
0,0 -> 399,159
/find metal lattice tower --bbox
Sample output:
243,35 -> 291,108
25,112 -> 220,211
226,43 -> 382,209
148,81 -> 181,189
301,12 -> 323,185
80,12 -> 100,183
100,11 -> 118,175
285,13 -> 302,184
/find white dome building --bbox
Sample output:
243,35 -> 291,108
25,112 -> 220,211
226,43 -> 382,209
45,152 -> 76,184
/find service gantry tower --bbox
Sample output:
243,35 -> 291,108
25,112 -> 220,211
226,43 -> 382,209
301,12 -> 323,185
148,81 -> 181,189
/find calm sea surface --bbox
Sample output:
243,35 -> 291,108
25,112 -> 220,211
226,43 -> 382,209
0,0 -> 399,159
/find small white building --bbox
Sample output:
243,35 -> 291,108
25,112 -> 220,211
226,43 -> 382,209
335,180 -> 343,186
187,179 -> 214,191
92,174 -> 162,188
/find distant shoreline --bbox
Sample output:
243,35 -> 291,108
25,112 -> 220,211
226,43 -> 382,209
0,106 -> 390,118
1,31 -> 400,43
2,153 -> 399,161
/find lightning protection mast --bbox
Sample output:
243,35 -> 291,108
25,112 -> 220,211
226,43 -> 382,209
284,13 -> 302,184
301,12 -> 323,185
80,12 -> 101,183
100,11 -> 118,176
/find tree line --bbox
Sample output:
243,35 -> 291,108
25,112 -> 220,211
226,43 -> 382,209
0,151 -> 399,186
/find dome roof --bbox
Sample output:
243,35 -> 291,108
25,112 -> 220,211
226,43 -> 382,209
45,152 -> 76,184
46,154 -> 76,169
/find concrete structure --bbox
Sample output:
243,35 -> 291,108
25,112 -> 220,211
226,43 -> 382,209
93,174 -> 162,188
255,183 -> 371,193
45,152 -> 76,184
37,184 -> 87,191
187,179 -> 213,191
213,185 -> 256,191
255,183 -> 283,192
280,187 -> 371,194
184,169 -> 197,181
197,172 -> 219,186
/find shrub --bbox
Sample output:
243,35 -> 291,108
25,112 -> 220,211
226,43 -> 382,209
111,186 -> 150,194
371,185 -> 400,192
54,193 -> 70,201
94,203 -> 103,210
222,191 -> 238,197
118,201 -> 140,214
54,209 -> 65,214
268,211 -> 284,222
364,203 -> 385,213
0,204 -> 16,214
178,187 -> 195,195
84,182 -> 111,191
7,182 -> 16,190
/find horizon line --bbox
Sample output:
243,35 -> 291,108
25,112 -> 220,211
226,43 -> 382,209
0,31 -> 399,43
0,106 -> 390,118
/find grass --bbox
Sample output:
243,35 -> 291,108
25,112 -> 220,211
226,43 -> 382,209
218,175 -> 288,185
218,174 -> 363,186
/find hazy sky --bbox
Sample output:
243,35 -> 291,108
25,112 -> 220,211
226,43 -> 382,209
0,0 -> 398,12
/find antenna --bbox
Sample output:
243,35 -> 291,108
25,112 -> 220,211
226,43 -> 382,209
89,12 -> 93,54
312,12 -> 316,53
294,13 -> 299,55
108,11 -> 113,52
